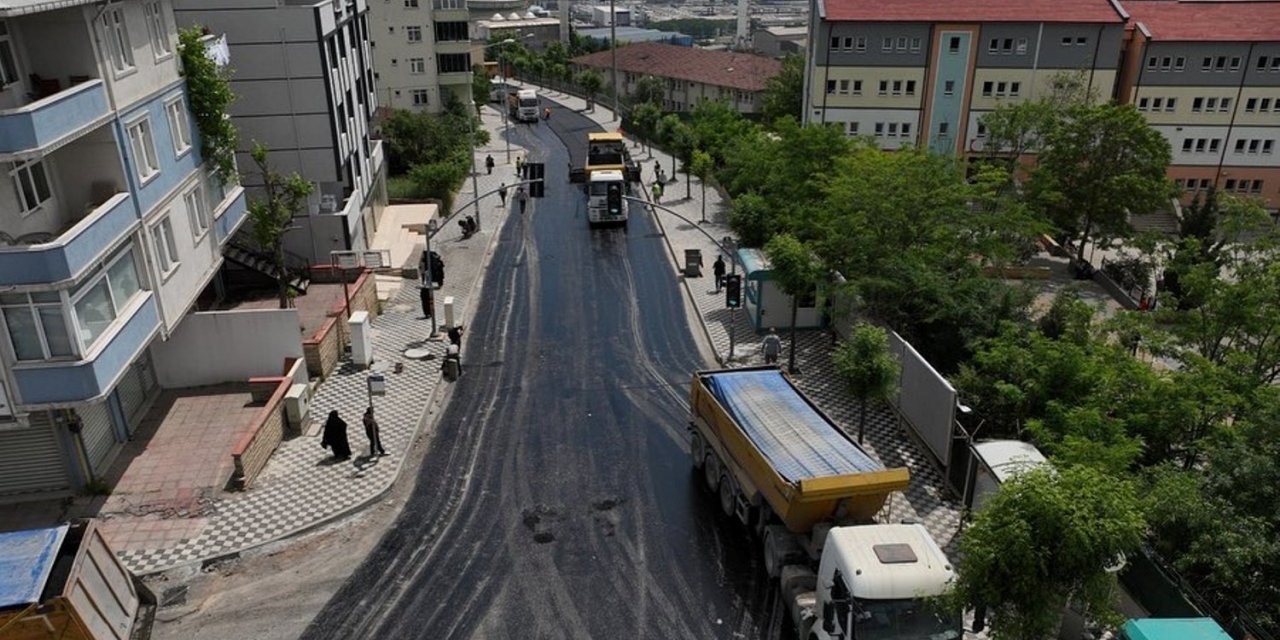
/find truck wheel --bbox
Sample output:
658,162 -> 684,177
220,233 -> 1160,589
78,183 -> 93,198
703,455 -> 720,493
763,528 -> 783,579
690,433 -> 705,470
718,475 -> 736,518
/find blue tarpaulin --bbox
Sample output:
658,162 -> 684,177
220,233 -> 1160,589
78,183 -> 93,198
1123,619 -> 1231,640
0,525 -> 68,608
702,369 -> 883,481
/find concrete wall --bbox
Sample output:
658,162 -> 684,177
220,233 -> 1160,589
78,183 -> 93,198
96,1 -> 183,112
150,309 -> 304,388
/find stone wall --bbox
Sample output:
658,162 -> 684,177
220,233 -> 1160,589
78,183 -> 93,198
230,377 -> 291,490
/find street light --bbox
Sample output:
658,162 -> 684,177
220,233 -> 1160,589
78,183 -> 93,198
423,218 -> 439,337
494,34 -> 533,164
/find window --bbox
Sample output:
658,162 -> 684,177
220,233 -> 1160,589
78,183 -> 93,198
1215,56 -> 1226,71
1182,138 -> 1193,152
826,79 -> 836,95
906,80 -> 916,95
1202,57 -> 1212,70
855,36 -> 867,52
874,122 -> 884,135
1192,97 -> 1204,112
888,122 -> 898,136
982,81 -> 993,97
1265,140 -> 1275,154
405,0 -> 419,6
1272,59 -> 1280,71
9,159 -> 52,215
1152,97 -> 1164,110
102,7 -> 135,73
1175,57 -> 1185,70
1139,97 -> 1150,111
1194,139 -> 1206,153
142,1 -> 171,59
852,80 -> 862,95
185,185 -> 209,238
1002,38 -> 1013,53
405,25 -> 422,42
840,36 -> 852,50
1,292 -> 73,361
1220,98 -> 1232,112
434,21 -> 467,42
1165,98 -> 1176,112
830,36 -> 840,50
1229,56 -> 1241,71
901,123 -> 911,136
1234,139 -> 1246,153
1160,56 -> 1172,70
411,89 -> 429,106
437,53 -> 469,74
838,79 -> 850,94
1225,178 -> 1237,191
1206,97 -> 1218,112
845,122 -> 859,136
1246,97 -> 1258,112
1061,36 -> 1072,46
1016,38 -> 1027,54
939,122 -> 950,135
944,80 -> 955,96
1075,36 -> 1087,46
892,80 -> 903,95
1010,81 -> 1021,97
882,37 -> 892,52
71,248 -> 143,349
1251,180 -> 1264,193
409,57 -> 425,74
1146,56 -> 1158,71
127,118 -> 159,182
976,122 -> 988,137
165,98 -> 191,156
0,21 -> 20,86
948,37 -> 960,53
896,36 -> 907,51
1209,139 -> 1220,153
878,80 -> 887,96
1258,56 -> 1269,70
1249,139 -> 1261,153
988,38 -> 998,54
151,216 -> 179,275
910,37 -> 921,52
1263,98 -> 1274,111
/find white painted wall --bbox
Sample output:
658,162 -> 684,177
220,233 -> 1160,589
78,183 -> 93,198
809,106 -> 921,149
96,1 -> 183,111
141,173 -> 220,332
150,308 -> 304,388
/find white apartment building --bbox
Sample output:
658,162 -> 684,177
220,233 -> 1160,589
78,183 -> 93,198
173,0 -> 387,262
369,0 -> 473,113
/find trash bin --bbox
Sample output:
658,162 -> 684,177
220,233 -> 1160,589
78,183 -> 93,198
684,249 -> 703,277
442,345 -> 461,381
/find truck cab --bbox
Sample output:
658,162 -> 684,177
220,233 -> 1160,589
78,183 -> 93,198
803,524 -> 961,640
508,89 -> 540,122
587,170 -> 627,226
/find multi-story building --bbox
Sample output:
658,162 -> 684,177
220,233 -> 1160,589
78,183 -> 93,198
572,42 -> 781,113
802,0 -> 1127,155
1119,1 -> 1280,208
173,0 -> 387,262
369,0 -> 474,113
0,0 -> 247,499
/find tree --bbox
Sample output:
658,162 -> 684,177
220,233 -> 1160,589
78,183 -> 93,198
409,159 -> 468,214
657,114 -> 696,199
471,64 -> 490,114
577,69 -> 604,111
765,234 -> 824,374
690,149 -> 714,223
976,70 -> 1093,179
178,27 -> 238,183
626,102 -> 662,154
761,53 -> 804,124
1028,103 -> 1173,263
832,323 -> 899,444
951,466 -> 1145,640
247,143 -> 314,309
632,75 -> 666,108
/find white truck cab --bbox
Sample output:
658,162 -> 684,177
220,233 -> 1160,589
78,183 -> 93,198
586,169 -> 627,226
806,524 -> 961,640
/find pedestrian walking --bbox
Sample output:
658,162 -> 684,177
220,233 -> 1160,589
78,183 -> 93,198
363,406 -> 387,457
448,324 -> 464,348
498,182 -> 508,207
713,255 -> 726,292
485,154 -> 495,175
517,186 -> 529,214
543,107 -> 551,121
761,328 -> 782,366
515,156 -> 524,178
651,181 -> 662,203
320,410 -> 352,461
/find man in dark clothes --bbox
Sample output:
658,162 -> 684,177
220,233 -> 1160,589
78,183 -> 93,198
517,186 -> 529,214
363,406 -> 387,457
713,255 -> 726,292
485,154 -> 495,174
320,410 -> 351,460
419,285 -> 434,319
448,324 -> 464,348
499,182 -> 508,207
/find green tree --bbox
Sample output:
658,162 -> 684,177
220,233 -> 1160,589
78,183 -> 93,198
687,100 -> 755,168
626,102 -> 663,154
246,143 -> 314,309
1028,103 -> 1173,263
632,75 -> 666,107
760,53 -> 804,124
178,27 -> 238,182
409,159 -> 468,214
727,192 -> 776,248
765,234 -> 825,374
951,466 -> 1145,640
976,70 -> 1093,178
471,64 -> 490,114
577,69 -> 604,111
832,322 -> 899,443
657,114 -> 696,199
689,149 -> 714,223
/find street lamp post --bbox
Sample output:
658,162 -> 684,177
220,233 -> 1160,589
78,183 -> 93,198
423,218 -> 439,337
609,0 -> 618,120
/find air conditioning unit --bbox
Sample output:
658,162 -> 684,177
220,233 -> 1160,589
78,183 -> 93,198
285,383 -> 310,431
319,194 -> 339,212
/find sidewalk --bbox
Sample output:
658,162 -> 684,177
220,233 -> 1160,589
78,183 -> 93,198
0,106 -> 525,576
528,83 -> 966,554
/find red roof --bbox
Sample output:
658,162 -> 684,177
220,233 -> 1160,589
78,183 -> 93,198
571,42 -> 783,92
822,0 -> 1125,23
1124,0 -> 1280,42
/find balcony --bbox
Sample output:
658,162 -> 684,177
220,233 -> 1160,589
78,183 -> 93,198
0,192 -> 135,287
10,294 -> 160,405
432,0 -> 469,21
0,80 -> 109,156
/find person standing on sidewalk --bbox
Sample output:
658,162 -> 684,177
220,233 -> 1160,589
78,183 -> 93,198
485,154 -> 495,175
713,255 -> 726,292
363,406 -> 387,457
516,156 -> 524,178
498,182 -> 508,207
761,328 -> 782,366
652,181 -> 662,203
517,186 -> 529,214
320,410 -> 352,461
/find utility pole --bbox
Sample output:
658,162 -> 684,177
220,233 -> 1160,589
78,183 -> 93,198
609,0 -> 618,119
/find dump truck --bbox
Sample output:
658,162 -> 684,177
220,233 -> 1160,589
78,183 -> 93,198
570,131 -> 641,227
690,367 -> 962,640
507,88 -> 540,123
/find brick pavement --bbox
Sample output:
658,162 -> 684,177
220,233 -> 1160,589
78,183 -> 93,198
528,83 -> 967,554
113,106 -> 522,574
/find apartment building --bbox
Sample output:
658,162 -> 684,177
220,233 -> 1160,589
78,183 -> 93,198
0,0 -> 248,499
572,42 -> 782,114
1120,1 -> 1280,209
369,0 -> 473,113
173,0 -> 386,262
802,0 -> 1127,154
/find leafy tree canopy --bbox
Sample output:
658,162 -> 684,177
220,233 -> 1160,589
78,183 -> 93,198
760,53 -> 804,124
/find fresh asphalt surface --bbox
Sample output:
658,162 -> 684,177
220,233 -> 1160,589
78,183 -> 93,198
300,105 -> 780,639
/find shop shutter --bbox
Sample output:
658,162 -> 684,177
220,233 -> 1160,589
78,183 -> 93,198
78,401 -> 120,476
0,414 -> 72,497
116,354 -> 158,432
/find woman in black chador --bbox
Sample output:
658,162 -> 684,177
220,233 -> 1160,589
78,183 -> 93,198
320,410 -> 352,460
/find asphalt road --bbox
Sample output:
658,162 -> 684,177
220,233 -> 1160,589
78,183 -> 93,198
300,106 -> 779,639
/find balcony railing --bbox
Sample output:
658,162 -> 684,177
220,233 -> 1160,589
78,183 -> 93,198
0,192 -> 134,287
0,79 -> 109,156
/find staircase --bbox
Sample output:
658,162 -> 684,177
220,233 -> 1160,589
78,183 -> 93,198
223,242 -> 311,294
1130,209 -> 1181,236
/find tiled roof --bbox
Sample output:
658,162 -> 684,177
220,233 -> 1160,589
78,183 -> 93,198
822,0 -> 1125,24
1124,0 -> 1280,42
572,42 -> 783,92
